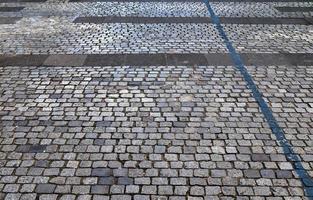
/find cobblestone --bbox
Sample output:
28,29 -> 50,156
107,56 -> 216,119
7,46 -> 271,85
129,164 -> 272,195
0,64 -> 310,198
0,20 -> 226,54
224,24 -> 313,53
0,0 -> 313,199
212,2 -> 313,18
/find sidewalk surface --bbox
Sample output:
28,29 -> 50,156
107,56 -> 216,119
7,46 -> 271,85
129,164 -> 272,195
0,0 -> 313,199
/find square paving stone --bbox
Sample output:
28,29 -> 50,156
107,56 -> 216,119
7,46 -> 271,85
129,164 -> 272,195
92,168 -> 113,177
251,154 -> 270,161
91,185 -> 110,194
16,144 -> 47,153
244,170 -> 261,178
35,160 -> 49,167
43,55 -> 87,66
260,170 -> 276,178
128,81 -> 141,86
276,170 -> 293,178
113,169 -> 128,177
118,177 -> 134,185
303,179 -> 313,187
99,177 -> 115,185
96,121 -> 112,127
35,184 -> 56,193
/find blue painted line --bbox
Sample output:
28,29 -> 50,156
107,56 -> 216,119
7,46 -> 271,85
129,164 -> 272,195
202,0 -> 313,198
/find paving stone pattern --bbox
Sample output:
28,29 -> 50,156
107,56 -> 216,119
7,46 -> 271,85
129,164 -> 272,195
0,2 -> 209,17
0,65 -> 310,200
1,2 -> 313,18
247,65 -> 313,163
212,2 -> 313,17
0,2 -> 312,54
1,18 -> 313,54
223,24 -> 313,53
0,0 -> 313,199
0,19 -> 226,54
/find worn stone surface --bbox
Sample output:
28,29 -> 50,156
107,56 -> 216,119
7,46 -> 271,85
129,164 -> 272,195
0,0 -> 312,199
0,65 -> 311,199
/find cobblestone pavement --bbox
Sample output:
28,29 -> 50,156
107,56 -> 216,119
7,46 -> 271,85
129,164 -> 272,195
0,0 -> 313,200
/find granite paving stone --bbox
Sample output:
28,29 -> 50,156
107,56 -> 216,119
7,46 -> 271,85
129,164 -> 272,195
0,65 -> 311,199
0,0 -> 312,199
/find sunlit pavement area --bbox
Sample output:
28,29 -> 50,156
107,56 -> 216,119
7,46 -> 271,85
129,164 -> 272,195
0,0 -> 313,199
